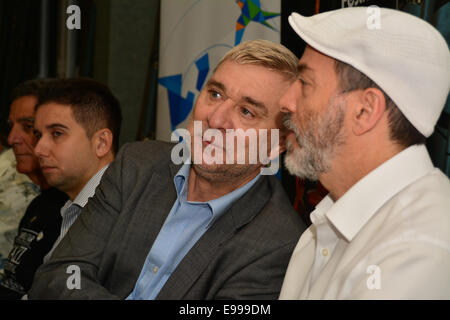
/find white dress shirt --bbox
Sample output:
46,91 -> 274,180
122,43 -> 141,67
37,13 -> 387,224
280,145 -> 450,299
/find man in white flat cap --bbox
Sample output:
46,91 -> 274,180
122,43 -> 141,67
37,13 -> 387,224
279,6 -> 450,299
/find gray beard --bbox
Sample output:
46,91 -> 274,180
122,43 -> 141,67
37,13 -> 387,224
283,96 -> 346,181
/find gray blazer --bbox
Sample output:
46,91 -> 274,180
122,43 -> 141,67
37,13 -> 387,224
29,141 -> 305,299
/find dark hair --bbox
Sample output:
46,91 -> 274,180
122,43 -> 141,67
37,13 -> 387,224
36,78 -> 122,154
10,79 -> 54,103
334,60 -> 426,147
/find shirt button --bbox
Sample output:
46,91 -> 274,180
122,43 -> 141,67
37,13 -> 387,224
152,266 -> 159,274
322,249 -> 329,257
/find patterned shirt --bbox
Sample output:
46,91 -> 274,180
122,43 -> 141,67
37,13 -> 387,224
0,149 -> 39,271
43,165 -> 109,262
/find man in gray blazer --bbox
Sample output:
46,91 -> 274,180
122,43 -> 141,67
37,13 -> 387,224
28,40 -> 306,300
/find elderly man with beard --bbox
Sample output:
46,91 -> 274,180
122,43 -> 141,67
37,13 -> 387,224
28,40 -> 306,300
278,7 -> 450,299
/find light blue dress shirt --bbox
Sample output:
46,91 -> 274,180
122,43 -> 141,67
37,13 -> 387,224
126,163 -> 260,300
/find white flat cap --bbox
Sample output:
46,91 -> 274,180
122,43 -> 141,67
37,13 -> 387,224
289,7 -> 450,137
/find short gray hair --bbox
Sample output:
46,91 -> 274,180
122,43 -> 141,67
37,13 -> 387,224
216,39 -> 298,80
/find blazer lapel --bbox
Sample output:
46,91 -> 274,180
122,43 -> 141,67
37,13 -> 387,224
156,175 -> 271,299
119,160 -> 181,284
142,160 -> 181,245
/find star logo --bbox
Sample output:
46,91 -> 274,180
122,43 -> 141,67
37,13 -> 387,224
159,53 -> 210,130
235,0 -> 280,45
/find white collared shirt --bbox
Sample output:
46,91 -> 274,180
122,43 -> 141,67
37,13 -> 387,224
280,145 -> 450,299
43,165 -> 109,263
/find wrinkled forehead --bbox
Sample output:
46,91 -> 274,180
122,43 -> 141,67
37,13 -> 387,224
298,46 -> 340,87
300,46 -> 337,71
9,95 -> 38,120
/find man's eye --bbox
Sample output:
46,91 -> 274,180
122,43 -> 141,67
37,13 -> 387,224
241,107 -> 254,118
52,131 -> 63,138
209,90 -> 222,99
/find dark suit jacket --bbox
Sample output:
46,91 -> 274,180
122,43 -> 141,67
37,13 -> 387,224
29,141 -> 305,299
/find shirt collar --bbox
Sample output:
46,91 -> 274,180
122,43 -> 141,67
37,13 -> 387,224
173,161 -> 261,225
313,145 -> 434,242
208,173 -> 260,221
174,161 -> 190,198
62,164 -> 110,214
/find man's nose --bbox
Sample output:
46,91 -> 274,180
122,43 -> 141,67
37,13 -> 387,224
34,137 -> 48,158
279,81 -> 300,114
207,99 -> 234,130
7,124 -> 22,147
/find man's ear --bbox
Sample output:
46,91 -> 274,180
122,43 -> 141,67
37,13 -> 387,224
351,87 -> 387,136
92,128 -> 113,158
